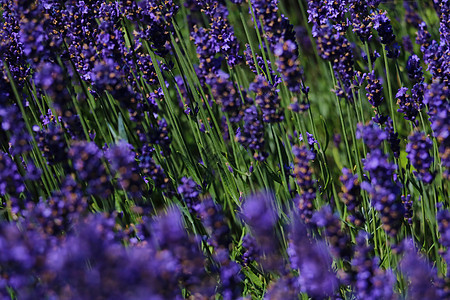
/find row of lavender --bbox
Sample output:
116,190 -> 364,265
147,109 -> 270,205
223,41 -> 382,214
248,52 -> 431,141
0,0 -> 449,298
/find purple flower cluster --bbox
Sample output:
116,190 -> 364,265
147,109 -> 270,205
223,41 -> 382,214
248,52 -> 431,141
274,39 -> 308,98
313,206 -> 353,261
400,240 -> 440,299
236,105 -> 267,161
250,75 -> 283,123
351,231 -> 396,299
288,217 -> 338,298
314,25 -> 355,99
178,177 -> 202,214
365,71 -> 384,108
292,145 -> 316,224
396,87 -> 422,124
106,142 -> 146,198
373,10 -> 399,58
340,168 -> 364,226
68,141 -> 112,198
423,83 -> 450,179
406,132 -> 435,184
241,191 -> 282,271
209,71 -> 244,123
361,149 -> 404,237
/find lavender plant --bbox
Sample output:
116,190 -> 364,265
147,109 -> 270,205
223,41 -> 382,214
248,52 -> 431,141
0,0 -> 448,298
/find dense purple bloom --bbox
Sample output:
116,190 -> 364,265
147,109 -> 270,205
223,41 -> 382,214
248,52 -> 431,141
292,145 -> 316,224
423,82 -> 450,179
406,132 -> 435,184
27,175 -> 88,236
0,151 -> 25,197
402,195 -> 413,225
133,0 -> 179,55
362,149 -> 404,237
307,0 -> 348,29
106,142 -> 146,198
241,234 -> 259,266
209,71 -> 244,123
264,275 -> 299,299
33,62 -> 71,110
373,10 -> 399,58
68,141 -> 112,198
351,231 -> 396,299
139,144 -> 169,191
312,206 -> 353,261
0,219 -> 50,298
191,26 -> 223,82
241,191 -> 282,271
400,239 -> 440,299
274,39 -> 306,95
288,217 -> 338,298
251,0 -> 296,50
340,168 -> 364,226
241,191 -> 277,237
384,116 -> 400,159
198,198 -> 231,250
0,105 -> 32,155
356,122 -> 387,150
250,75 -> 283,123
365,71 -> 384,107
416,22 -> 431,53
0,1 -> 30,86
236,105 -> 267,161
396,87 -> 421,124
177,177 -> 202,214
218,254 -> 243,300
147,118 -> 172,155
314,24 -> 355,99
36,122 -> 68,165
406,55 -> 424,82
348,0 -> 376,41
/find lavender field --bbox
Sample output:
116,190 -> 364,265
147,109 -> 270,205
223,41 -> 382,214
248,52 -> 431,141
0,0 -> 449,298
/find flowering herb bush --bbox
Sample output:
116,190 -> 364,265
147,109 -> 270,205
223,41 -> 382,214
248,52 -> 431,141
0,0 -> 449,298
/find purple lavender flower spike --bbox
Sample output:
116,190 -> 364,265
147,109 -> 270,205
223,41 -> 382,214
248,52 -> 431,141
373,10 -> 399,58
340,168 -> 364,226
365,71 -> 384,108
274,39 -> 306,96
241,191 -> 282,271
351,231 -> 396,299
361,149 -> 404,237
406,132 -> 435,184
236,105 -> 268,161
177,177 -> 202,214
396,87 -> 421,125
356,122 -> 387,150
209,70 -> 244,123
400,239 -> 439,299
106,141 -> 146,198
0,151 -> 25,197
292,145 -> 316,224
312,205 -> 353,261
402,195 -> 413,225
423,83 -> 449,180
406,55 -> 424,82
68,141 -> 112,198
250,75 -> 283,123
288,216 -> 338,298
36,122 -> 68,165
139,144 -> 169,191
